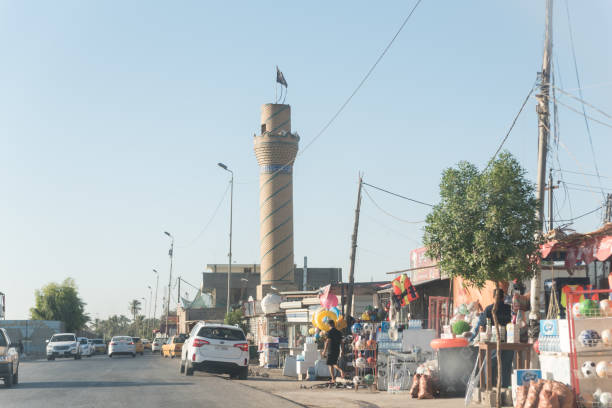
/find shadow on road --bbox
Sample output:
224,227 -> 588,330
14,381 -> 193,389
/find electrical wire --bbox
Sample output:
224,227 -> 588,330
557,139 -> 607,205
545,205 -> 603,223
177,183 -> 231,249
554,99 -> 612,129
362,186 -> 425,223
362,182 -> 434,207
299,0 -> 424,157
564,0 -> 605,198
553,168 -> 612,180
552,86 -> 612,120
485,84 -> 536,169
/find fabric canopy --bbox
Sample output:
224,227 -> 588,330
540,223 -> 612,270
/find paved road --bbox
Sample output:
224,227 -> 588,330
0,352 -> 302,408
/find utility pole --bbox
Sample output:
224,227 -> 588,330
345,175 -> 363,322
604,194 -> 612,223
530,0 -> 553,343
177,277 -> 181,304
152,269 -> 159,333
164,232 -> 174,336
546,169 -> 559,231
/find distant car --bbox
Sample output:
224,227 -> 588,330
89,338 -> 106,354
77,337 -> 93,357
180,322 -> 248,379
152,337 -> 167,354
0,328 -> 19,387
162,335 -> 184,359
108,336 -> 136,358
131,337 -> 144,356
46,333 -> 81,360
142,339 -> 152,350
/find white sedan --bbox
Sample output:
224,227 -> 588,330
77,337 -> 93,357
108,336 -> 136,358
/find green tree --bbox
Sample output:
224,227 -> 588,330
30,278 -> 89,332
423,152 -> 539,408
224,308 -> 247,335
128,299 -> 142,335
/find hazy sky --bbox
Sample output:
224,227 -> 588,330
2,1 -> 611,321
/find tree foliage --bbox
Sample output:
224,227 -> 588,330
224,308 -> 248,334
423,152 -> 540,408
30,278 -> 89,332
423,152 -> 540,288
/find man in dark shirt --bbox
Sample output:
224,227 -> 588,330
468,288 -> 514,387
322,320 -> 344,383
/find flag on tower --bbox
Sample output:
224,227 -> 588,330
276,66 -> 287,88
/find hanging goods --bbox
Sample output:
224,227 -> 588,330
391,274 -> 419,307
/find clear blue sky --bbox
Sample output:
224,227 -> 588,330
2,1 -> 611,320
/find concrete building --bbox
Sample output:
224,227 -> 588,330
253,103 -> 300,298
0,320 -> 63,357
202,263 -> 341,309
176,292 -> 224,334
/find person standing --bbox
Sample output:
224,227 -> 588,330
322,320 -> 345,383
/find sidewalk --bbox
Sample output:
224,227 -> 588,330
237,368 -> 469,408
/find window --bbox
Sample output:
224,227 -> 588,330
51,334 -> 76,342
261,124 -> 266,134
197,326 -> 245,341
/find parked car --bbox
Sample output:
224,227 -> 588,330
131,337 -> 144,356
46,333 -> 81,360
89,338 -> 106,354
108,336 -> 136,358
152,337 -> 166,354
77,337 -> 93,357
0,328 -> 19,387
142,339 -> 151,350
162,335 -> 184,359
180,322 -> 248,379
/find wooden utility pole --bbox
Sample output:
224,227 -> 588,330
547,169 -> 559,231
530,0 -> 553,342
605,194 -> 612,223
345,175 -> 363,322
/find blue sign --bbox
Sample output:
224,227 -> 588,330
540,319 -> 558,336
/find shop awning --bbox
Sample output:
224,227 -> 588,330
540,223 -> 612,270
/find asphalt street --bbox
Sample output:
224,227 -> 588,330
0,352 -> 302,408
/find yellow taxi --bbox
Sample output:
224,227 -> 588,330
131,337 -> 144,356
161,335 -> 184,359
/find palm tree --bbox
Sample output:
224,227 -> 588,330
128,300 -> 142,335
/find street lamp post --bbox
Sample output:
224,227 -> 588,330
164,231 -> 174,336
218,163 -> 234,316
141,297 -> 147,338
152,269 -> 159,334
147,285 -> 153,338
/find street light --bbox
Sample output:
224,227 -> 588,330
163,232 -> 175,336
218,162 -> 234,316
141,297 -> 147,338
152,269 -> 159,333
147,285 -> 153,338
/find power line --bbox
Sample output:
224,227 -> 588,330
552,86 -> 612,120
564,0 -> 605,198
299,0 -> 424,157
177,183 -> 231,249
545,205 -> 603,223
485,84 -> 535,169
554,99 -> 612,129
362,186 -> 425,223
362,181 -> 434,207
553,168 -> 612,180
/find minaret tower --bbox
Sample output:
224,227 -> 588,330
254,103 -> 299,298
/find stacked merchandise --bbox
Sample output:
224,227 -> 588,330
296,338 -> 319,379
376,322 -> 402,391
567,292 -> 612,408
537,319 -> 572,385
513,379 -> 575,408
351,323 -> 377,389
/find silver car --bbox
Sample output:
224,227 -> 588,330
108,336 -> 136,358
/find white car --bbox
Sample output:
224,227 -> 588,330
151,338 -> 166,353
77,337 -> 93,357
46,333 -> 81,360
180,322 -> 249,379
108,336 -> 136,358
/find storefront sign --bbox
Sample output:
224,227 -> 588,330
286,308 -> 309,323
409,247 -> 441,285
